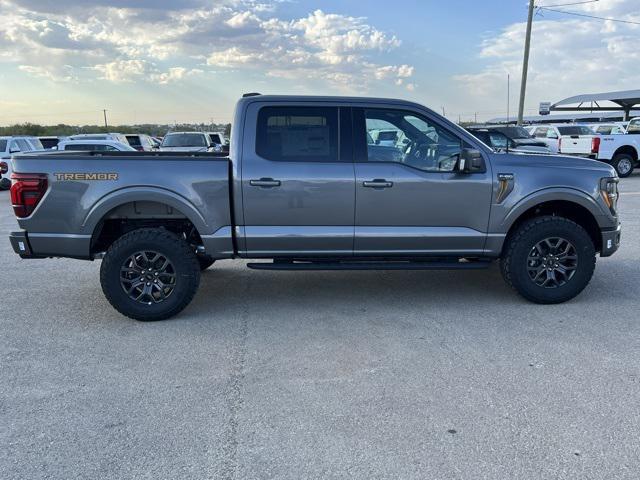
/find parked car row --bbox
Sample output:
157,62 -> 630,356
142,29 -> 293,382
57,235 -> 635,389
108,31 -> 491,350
464,118 -> 640,178
0,130 -> 230,189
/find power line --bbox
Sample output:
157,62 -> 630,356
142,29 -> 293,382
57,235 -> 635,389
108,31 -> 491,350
537,0 -> 598,7
537,6 -> 640,25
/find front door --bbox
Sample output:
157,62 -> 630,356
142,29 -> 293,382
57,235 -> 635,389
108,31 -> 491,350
353,107 -> 493,256
241,104 -> 355,257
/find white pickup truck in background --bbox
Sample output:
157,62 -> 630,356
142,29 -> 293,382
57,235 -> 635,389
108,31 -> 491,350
527,124 -> 599,157
594,117 -> 640,177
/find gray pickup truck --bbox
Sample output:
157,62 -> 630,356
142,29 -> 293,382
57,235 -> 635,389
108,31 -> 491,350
8,94 -> 621,320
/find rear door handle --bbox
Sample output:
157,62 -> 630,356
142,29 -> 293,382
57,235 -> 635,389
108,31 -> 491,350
363,179 -> 393,189
250,178 -> 281,188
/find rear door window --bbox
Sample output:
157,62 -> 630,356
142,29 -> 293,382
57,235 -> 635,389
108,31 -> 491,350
256,106 -> 340,162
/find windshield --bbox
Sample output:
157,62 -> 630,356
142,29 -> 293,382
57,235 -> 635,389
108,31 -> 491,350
0,140 -> 7,152
162,133 -> 206,147
557,126 -> 593,136
495,127 -> 532,140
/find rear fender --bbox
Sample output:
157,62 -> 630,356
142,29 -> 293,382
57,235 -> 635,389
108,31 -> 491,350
83,187 -> 210,237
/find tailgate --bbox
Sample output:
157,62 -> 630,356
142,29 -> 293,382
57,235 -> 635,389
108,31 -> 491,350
560,135 -> 593,155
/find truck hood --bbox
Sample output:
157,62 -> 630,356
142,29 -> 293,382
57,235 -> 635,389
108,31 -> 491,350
497,152 -> 616,175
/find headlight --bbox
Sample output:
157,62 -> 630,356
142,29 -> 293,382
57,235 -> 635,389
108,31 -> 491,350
600,177 -> 619,215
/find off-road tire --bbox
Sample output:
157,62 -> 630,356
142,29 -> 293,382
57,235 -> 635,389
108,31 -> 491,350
500,216 -> 596,304
100,228 -> 200,321
197,254 -> 216,271
611,153 -> 635,178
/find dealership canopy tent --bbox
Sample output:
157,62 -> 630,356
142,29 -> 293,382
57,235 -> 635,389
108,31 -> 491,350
550,90 -> 640,120
489,110 -> 640,125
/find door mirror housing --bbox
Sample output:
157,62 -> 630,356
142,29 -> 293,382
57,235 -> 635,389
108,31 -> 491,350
458,148 -> 486,174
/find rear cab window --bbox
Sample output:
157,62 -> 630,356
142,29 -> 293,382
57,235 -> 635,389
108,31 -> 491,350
126,135 -> 142,146
557,126 -> 594,136
162,133 -> 207,147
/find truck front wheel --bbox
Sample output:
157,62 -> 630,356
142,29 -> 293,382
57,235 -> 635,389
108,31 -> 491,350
500,216 -> 596,304
611,153 -> 635,178
100,228 -> 201,321
197,254 -> 216,271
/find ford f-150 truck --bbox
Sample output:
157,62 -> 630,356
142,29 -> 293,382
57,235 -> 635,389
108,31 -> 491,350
594,117 -> 640,177
9,94 -> 622,321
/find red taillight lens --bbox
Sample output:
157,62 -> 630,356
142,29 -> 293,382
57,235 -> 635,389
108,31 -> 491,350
0,161 -> 7,175
591,136 -> 601,154
10,173 -> 48,218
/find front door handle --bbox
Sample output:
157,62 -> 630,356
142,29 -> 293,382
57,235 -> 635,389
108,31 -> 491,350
363,179 -> 393,189
250,178 -> 281,188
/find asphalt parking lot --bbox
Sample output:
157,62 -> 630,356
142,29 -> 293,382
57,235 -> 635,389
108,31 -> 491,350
1,175 -> 640,480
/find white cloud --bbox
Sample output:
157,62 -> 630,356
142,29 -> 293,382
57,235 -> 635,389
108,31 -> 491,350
454,0 -> 640,116
0,0 -> 413,91
92,59 -> 151,82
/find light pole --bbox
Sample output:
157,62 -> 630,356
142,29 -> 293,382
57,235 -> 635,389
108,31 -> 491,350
517,0 -> 536,125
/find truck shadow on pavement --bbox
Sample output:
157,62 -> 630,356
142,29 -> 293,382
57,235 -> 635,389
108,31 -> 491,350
184,259 -> 634,323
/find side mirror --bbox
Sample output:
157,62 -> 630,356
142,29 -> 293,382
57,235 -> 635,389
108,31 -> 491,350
458,148 -> 486,174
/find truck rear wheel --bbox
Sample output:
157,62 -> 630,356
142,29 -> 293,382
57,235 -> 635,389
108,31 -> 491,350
500,216 -> 596,304
611,153 -> 635,178
100,228 -> 200,321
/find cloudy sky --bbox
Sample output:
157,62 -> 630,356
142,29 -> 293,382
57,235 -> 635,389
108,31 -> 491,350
0,0 -> 638,125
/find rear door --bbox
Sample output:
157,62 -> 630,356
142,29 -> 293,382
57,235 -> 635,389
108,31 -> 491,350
241,104 -> 355,257
352,107 -> 493,256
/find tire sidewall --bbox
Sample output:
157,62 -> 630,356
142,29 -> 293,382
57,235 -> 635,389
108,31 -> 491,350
101,232 -> 199,320
508,220 -> 595,303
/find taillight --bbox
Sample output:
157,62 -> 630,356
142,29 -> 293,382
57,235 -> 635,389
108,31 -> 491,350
0,161 -> 7,175
10,173 -> 48,218
591,136 -> 601,154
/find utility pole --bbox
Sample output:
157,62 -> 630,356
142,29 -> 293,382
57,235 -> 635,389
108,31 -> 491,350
103,109 -> 108,128
507,74 -> 510,123
517,0 -> 535,125
441,106 -> 446,117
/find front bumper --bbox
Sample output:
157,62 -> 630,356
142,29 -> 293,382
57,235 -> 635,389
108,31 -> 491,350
600,224 -> 621,257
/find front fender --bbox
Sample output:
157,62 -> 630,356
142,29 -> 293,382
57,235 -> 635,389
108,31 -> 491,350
497,187 -> 613,233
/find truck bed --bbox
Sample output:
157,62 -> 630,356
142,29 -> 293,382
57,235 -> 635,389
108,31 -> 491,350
11,151 -> 233,259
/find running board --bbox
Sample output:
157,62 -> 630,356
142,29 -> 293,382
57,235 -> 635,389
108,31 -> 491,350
246,260 -> 492,271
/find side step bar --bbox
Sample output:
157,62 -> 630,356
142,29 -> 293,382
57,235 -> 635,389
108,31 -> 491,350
247,260 -> 492,271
